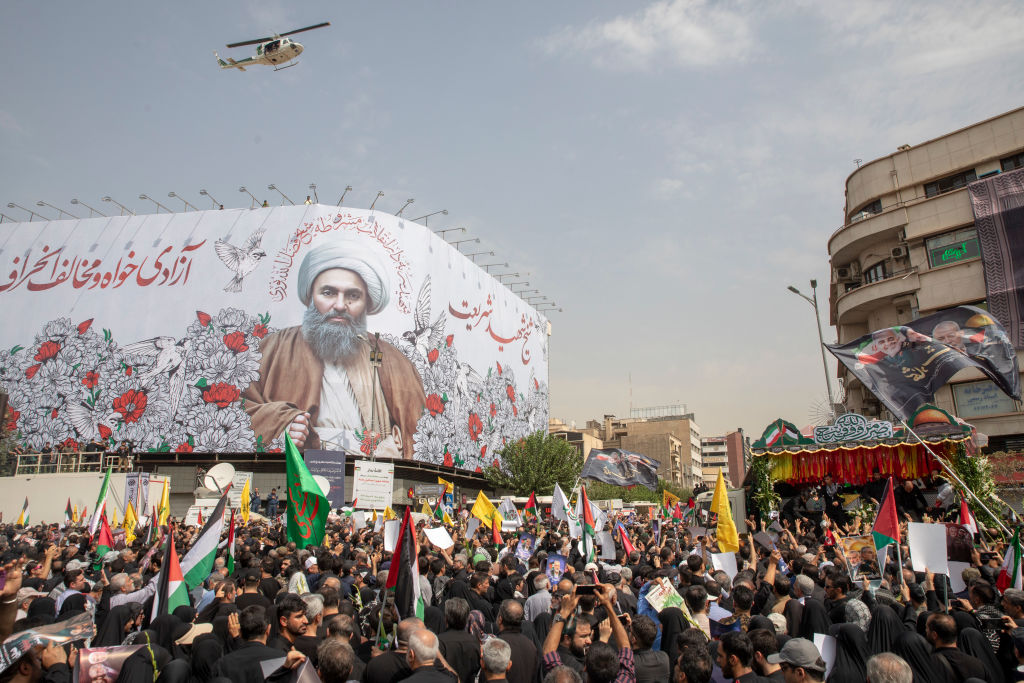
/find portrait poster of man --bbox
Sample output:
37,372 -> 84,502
75,645 -> 144,683
827,305 -> 1020,421
516,533 -> 536,563
545,554 -> 567,583
580,448 -> 660,489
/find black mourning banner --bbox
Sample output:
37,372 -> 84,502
304,449 -> 347,508
827,305 -> 1020,421
581,448 -> 660,489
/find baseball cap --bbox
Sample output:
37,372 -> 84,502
65,559 -> 85,571
767,638 -> 826,673
16,588 -> 45,602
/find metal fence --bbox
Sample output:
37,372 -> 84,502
12,452 -> 123,476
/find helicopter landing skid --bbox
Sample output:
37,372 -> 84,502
274,61 -> 299,71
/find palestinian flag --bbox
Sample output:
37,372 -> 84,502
384,507 -> 425,620
89,467 -> 112,535
672,502 -> 684,520
64,499 -> 73,529
197,509 -> 204,526
616,522 -> 636,557
580,485 -> 597,563
180,488 -> 230,589
284,433 -> 328,548
999,528 -> 1023,592
492,511 -> 502,548
93,514 -> 114,570
959,499 -> 979,535
871,478 -> 901,551
152,534 -> 189,621
226,509 -> 236,575
525,492 -> 538,521
15,497 -> 29,526
687,498 -> 696,519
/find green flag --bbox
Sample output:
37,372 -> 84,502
285,433 -> 328,549
89,467 -> 112,535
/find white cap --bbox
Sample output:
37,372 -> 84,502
305,556 -> 318,569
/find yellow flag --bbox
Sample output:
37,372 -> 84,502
110,506 -> 119,528
371,510 -> 378,524
443,509 -> 454,526
240,477 -> 251,524
73,504 -> 79,524
384,506 -> 397,521
123,502 -> 138,544
157,479 -> 170,525
420,501 -> 432,516
470,491 -> 497,528
662,490 -> 680,510
438,477 -> 454,494
711,469 -> 739,553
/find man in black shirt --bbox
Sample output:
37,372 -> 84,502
748,629 -> 785,683
213,605 -> 294,683
236,571 -> 272,612
927,613 -> 989,683
438,598 -> 481,683
497,600 -> 537,683
631,615 -> 669,683
717,632 -> 772,683
403,629 -> 458,683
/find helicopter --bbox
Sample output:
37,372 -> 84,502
214,22 -> 330,71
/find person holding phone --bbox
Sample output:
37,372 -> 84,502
541,585 -> 636,683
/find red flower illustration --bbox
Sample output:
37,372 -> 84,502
175,441 -> 194,453
77,319 -> 93,335
496,362 -> 502,376
534,378 -> 539,389
427,348 -> 439,364
112,390 -> 148,424
474,466 -> 482,473
98,424 -> 112,439
196,311 -> 212,327
480,445 -> 487,458
468,413 -> 483,441
125,366 -> 133,376
5,410 -> 19,432
506,385 -> 516,403
445,334 -> 454,347
25,364 -> 40,379
223,331 -> 249,353
253,323 -> 268,339
34,341 -> 61,362
513,405 -> 518,417
82,371 -> 99,389
489,403 -> 497,418
61,437 -> 78,450
425,394 -> 445,417
51,408 -> 58,419
443,451 -> 453,467
202,382 -> 240,408
492,459 -> 500,468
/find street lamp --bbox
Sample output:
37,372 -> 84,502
239,186 -> 258,208
465,250 -> 494,262
168,192 -> 198,212
101,196 -> 134,216
494,272 -> 519,281
138,194 -> 171,213
199,189 -> 220,208
508,281 -> 530,289
517,289 -> 539,297
537,305 -> 562,313
787,279 -> 836,406
37,201 -> 77,219
308,183 -> 318,203
411,209 -> 447,225
267,184 -> 294,205
7,202 -> 47,221
369,191 -> 384,210
436,227 -> 466,238
450,237 -> 479,248
72,199 -> 106,217
481,262 -> 508,272
337,185 -> 352,206
0,213 -> 15,223
395,198 -> 415,216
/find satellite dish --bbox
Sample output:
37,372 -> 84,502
312,475 -> 331,498
203,463 -> 236,493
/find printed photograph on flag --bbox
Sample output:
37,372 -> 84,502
515,533 -> 535,563
545,554 -> 567,583
945,522 -> 974,563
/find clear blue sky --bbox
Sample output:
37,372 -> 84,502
2,1 -> 1023,437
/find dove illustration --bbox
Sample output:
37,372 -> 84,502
215,227 -> 267,292
122,336 -> 190,417
402,276 -> 447,357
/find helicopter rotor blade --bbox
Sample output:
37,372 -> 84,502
226,36 -> 274,48
279,21 -> 331,38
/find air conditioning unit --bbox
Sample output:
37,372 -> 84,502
836,266 -> 852,280
891,245 -> 909,259
849,261 -> 862,276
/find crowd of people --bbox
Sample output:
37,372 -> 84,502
0,483 -> 1021,683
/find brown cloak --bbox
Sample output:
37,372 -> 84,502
243,326 -> 426,457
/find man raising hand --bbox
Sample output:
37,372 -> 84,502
542,584 -> 636,683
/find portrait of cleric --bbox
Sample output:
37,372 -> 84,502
243,239 -> 426,457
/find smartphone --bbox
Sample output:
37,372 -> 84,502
616,612 -> 630,625
575,585 -> 599,595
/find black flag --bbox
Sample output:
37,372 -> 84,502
581,448 -> 660,489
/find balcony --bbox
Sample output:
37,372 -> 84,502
835,268 -> 920,324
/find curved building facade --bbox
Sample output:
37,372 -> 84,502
828,106 -> 1024,450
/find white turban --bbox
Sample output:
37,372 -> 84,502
297,239 -> 391,315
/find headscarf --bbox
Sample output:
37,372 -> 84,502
173,606 -> 197,624
94,604 -> 139,648
296,239 -> 391,313
783,596 -> 804,637
844,599 -> 871,632
749,615 -> 774,633
799,599 -> 831,639
423,605 -> 445,635
189,634 -> 224,683
892,631 -> 954,683
828,624 -> 869,683
957,627 -> 1005,683
26,597 -> 56,624
867,604 -> 904,655
467,610 -> 487,642
658,607 -> 691,666
58,593 -> 87,620
117,631 -> 172,683
150,614 -> 188,652
156,659 -> 190,683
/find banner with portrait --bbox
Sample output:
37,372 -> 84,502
0,206 -> 549,473
581,448 -> 659,489
827,305 -> 1020,421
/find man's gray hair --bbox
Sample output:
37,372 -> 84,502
1004,589 -> 1024,610
302,593 -> 324,621
619,567 -> 632,582
408,629 -> 438,662
533,573 -> 550,591
455,553 -> 468,564
482,637 -> 512,675
109,573 -> 130,592
543,666 -> 583,683
795,575 -> 814,597
866,653 -> 912,683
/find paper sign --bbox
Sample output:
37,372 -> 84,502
352,511 -> 367,529
466,517 -> 481,539
908,522 -> 949,574
948,561 -> 971,593
598,531 -> 616,560
813,634 -> 836,679
711,552 -> 738,580
424,527 -> 455,550
383,520 -> 400,552
708,603 -> 732,621
645,578 -> 684,612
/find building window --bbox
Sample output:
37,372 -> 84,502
924,169 -> 977,198
849,198 -> 883,222
1001,151 -> 1024,172
863,260 -> 888,284
926,227 -> 980,267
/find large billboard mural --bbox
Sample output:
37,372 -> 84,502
0,206 -> 549,473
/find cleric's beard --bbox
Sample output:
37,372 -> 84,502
301,306 -> 368,365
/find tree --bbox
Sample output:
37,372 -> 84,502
585,478 -> 693,504
484,431 -> 582,496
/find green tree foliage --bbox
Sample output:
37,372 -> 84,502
749,454 -> 780,516
584,479 -> 692,504
949,442 -> 1003,535
484,431 -> 582,496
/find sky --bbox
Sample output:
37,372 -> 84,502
2,1 -> 1024,438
